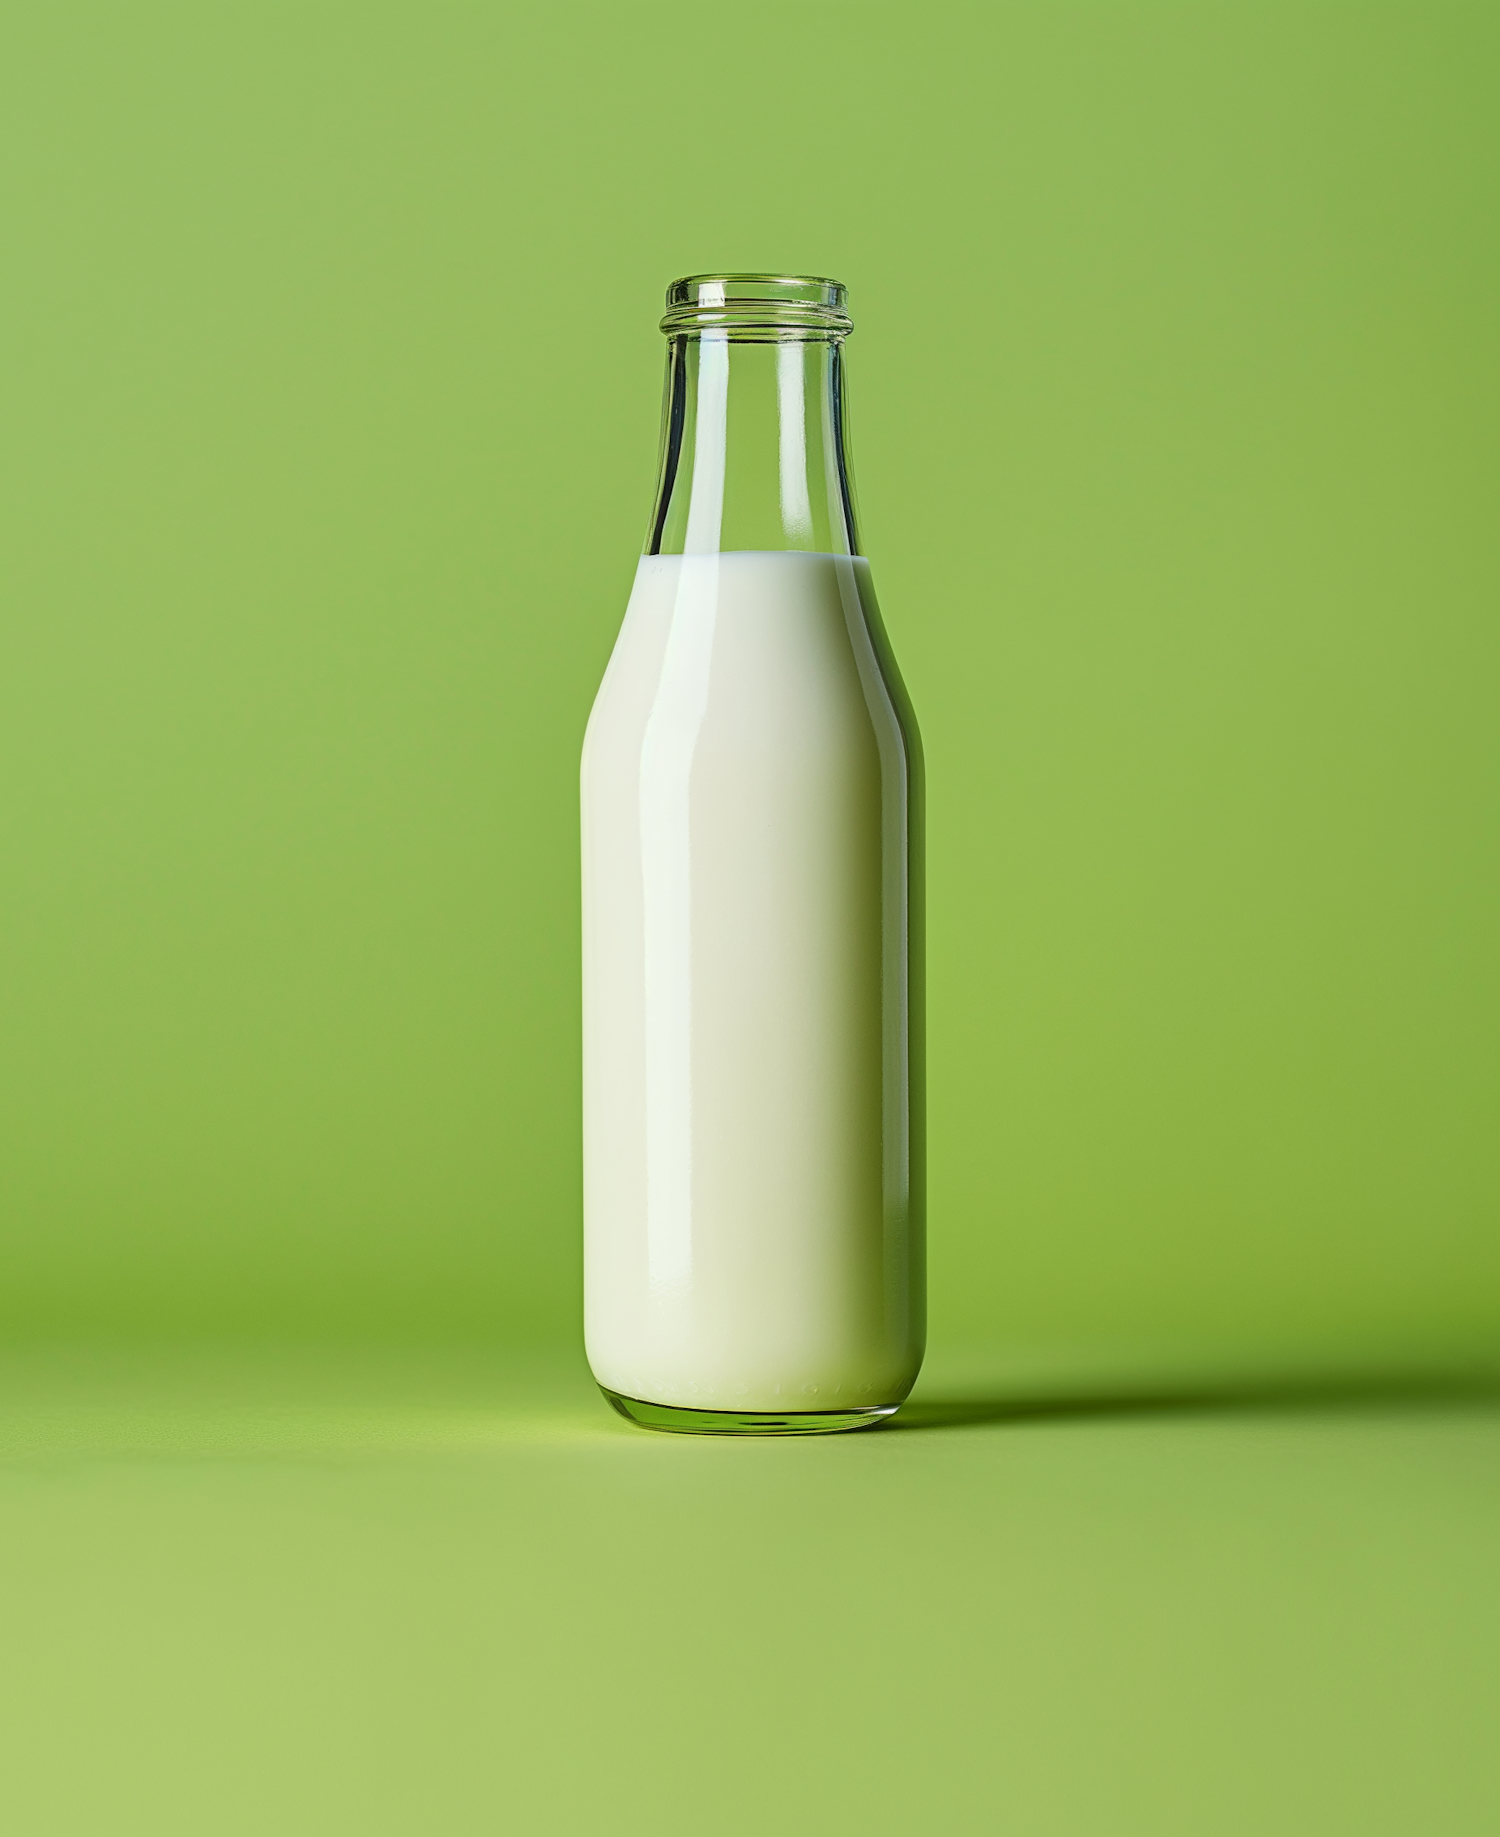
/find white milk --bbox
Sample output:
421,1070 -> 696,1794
582,549 -> 919,1413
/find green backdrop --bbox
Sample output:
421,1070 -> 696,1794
2,11 -> 1498,1835
1,1 -> 1495,1374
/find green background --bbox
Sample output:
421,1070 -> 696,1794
0,5 -> 1497,1832
2,1 -> 1496,1367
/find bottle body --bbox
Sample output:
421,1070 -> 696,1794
581,278 -> 923,1430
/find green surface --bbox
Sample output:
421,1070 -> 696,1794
0,5 -> 1497,1828
1,1346 -> 1497,1834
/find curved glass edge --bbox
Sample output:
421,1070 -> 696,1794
599,1387 -> 899,1437
660,272 -> 852,338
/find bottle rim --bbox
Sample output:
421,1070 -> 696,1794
660,273 -> 852,340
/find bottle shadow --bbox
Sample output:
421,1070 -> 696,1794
884,1363 -> 1500,1432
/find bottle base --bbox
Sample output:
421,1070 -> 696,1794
600,1386 -> 899,1436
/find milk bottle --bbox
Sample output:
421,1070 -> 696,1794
582,276 -> 924,1433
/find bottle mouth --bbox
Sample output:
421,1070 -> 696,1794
660,273 -> 852,341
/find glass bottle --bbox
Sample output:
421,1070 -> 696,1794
581,275 -> 924,1434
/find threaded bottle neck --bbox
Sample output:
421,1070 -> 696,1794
646,274 -> 861,555
659,273 -> 853,343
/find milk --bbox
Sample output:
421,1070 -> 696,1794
582,549 -> 921,1413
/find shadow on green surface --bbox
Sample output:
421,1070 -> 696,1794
889,1365 -> 1500,1432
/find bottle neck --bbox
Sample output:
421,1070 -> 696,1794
646,334 -> 861,558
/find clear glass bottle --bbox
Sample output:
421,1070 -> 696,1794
581,275 -> 924,1434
